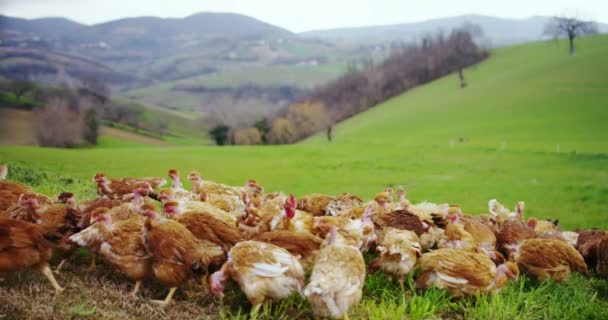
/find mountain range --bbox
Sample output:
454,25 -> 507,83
1,12 -> 606,116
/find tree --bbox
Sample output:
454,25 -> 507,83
447,23 -> 485,88
234,127 -> 263,145
155,118 -> 169,139
254,118 -> 271,144
268,117 -> 296,144
82,108 -> 99,145
544,16 -> 598,56
8,80 -> 35,100
209,124 -> 230,146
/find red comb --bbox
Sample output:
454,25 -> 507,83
289,194 -> 296,207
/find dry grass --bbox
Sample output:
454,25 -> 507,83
0,251 -> 224,320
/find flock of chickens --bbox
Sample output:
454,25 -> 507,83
1,163 -> 607,320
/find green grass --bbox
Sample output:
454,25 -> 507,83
96,135 -> 151,148
1,36 -> 608,319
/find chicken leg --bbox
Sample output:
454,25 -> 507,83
151,287 -> 177,306
55,259 -> 68,273
250,303 -> 262,320
131,280 -> 142,297
39,263 -> 64,292
89,253 -> 97,270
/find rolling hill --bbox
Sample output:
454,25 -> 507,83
301,14 -> 608,47
1,35 -> 607,230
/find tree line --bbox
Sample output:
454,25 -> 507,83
211,25 -> 488,145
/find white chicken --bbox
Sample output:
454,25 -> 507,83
304,227 -> 365,320
209,240 -> 304,320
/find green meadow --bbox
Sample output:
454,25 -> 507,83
1,35 -> 608,319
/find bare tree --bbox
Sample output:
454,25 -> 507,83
8,80 -> 35,101
544,16 -> 598,56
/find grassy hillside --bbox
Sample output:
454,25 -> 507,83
2,36 -> 608,228
306,35 -> 608,153
1,35 -> 608,320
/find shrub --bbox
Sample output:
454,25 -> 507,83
233,127 -> 263,145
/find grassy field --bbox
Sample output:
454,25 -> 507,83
1,35 -> 608,319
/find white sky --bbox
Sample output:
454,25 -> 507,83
0,0 -> 606,32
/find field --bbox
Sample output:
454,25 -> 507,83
1,35 -> 608,319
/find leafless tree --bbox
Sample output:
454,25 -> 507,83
34,98 -> 84,148
544,16 -> 598,56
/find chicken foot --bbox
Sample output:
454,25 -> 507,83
151,287 -> 177,307
40,263 -> 64,292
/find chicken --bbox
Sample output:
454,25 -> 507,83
69,207 -> 112,270
93,172 -> 165,200
11,193 -> 81,272
142,206 -> 225,306
407,201 -> 449,225
325,193 -> 363,217
489,199 -> 524,226
313,206 -> 376,251
187,171 -> 254,217
576,230 -> 608,277
597,237 -> 608,278
238,194 -> 313,238
209,241 -> 305,320
415,248 -> 519,297
510,238 -> 588,282
297,193 -> 336,216
372,209 -> 424,236
304,227 -> 365,320
252,230 -> 322,268
166,169 -> 198,201
437,222 -> 478,252
370,228 -> 421,290
93,208 -> 152,296
497,220 -> 536,257
462,217 -> 503,263
0,217 -> 63,292
58,194 -> 122,229
0,164 -> 6,180
0,172 -> 52,212
396,188 -> 411,209
527,218 -> 559,235
163,201 -> 243,253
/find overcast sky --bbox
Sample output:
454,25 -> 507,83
1,0 -> 606,32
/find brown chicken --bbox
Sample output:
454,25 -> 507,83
238,193 -> 313,237
93,208 -> 152,296
304,227 -> 366,320
93,172 -> 165,199
576,230 -> 608,277
57,193 -> 122,230
597,238 -> 608,278
462,217 -> 504,263
370,228 -> 421,290
163,201 -> 243,253
437,215 -> 478,252
415,248 -> 519,297
372,209 -> 424,236
0,217 -> 63,292
12,193 -> 82,272
297,193 -> 336,216
510,238 -> 588,282
497,220 -> 536,257
209,240 -> 305,320
252,230 -> 322,268
142,207 -> 225,306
